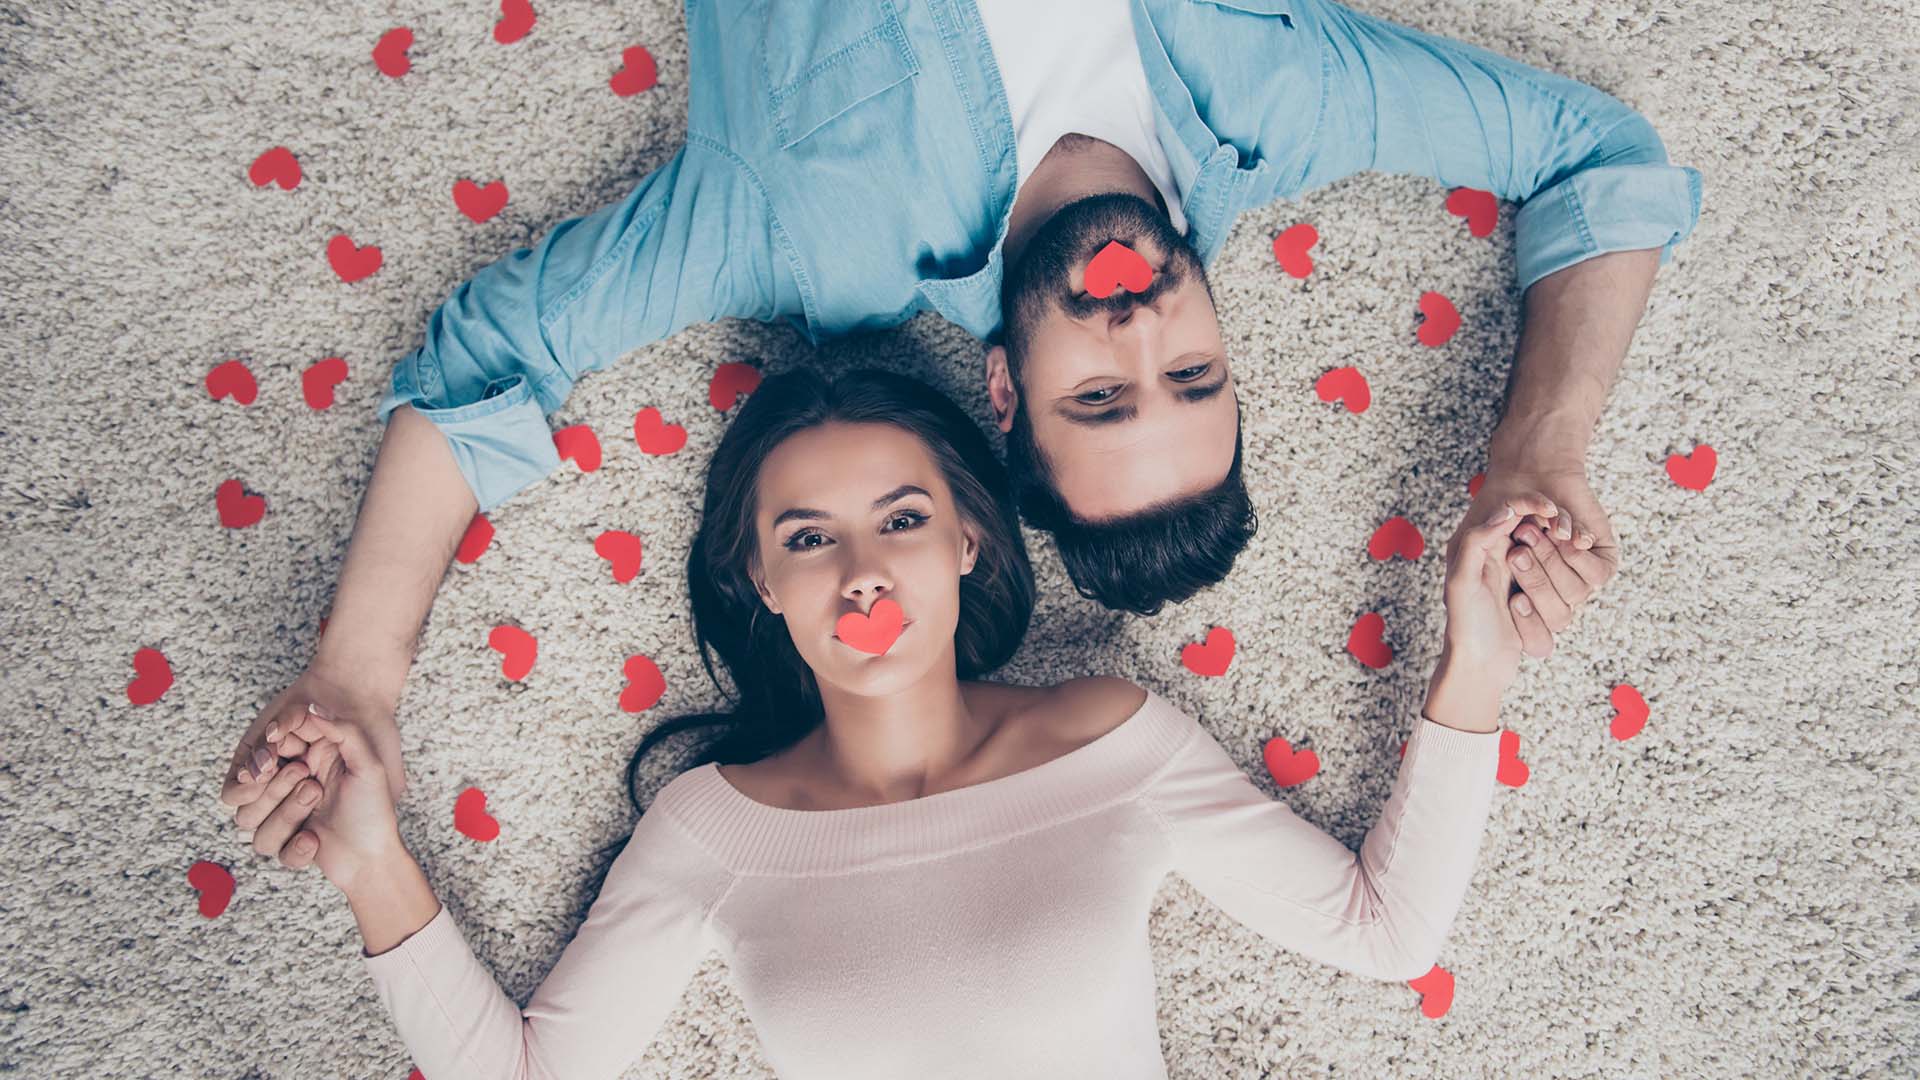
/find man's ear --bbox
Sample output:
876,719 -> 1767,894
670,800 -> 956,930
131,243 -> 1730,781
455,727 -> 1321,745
984,344 -> 1018,434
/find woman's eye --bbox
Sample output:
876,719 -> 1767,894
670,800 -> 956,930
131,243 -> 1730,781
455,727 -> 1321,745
1169,363 -> 1211,381
783,529 -> 830,551
885,511 -> 928,532
1075,385 -> 1122,405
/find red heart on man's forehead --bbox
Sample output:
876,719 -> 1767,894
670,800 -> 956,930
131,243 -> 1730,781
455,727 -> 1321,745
1083,240 -> 1154,299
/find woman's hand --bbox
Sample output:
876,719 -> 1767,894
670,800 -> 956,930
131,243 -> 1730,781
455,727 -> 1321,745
1438,495 -> 1554,694
253,705 -> 406,897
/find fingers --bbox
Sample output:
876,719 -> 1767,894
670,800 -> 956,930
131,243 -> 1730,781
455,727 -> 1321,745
281,829 -> 320,870
1508,586 -> 1557,658
1506,524 -> 1577,633
252,774 -> 324,865
232,758 -> 312,831
263,721 -> 310,761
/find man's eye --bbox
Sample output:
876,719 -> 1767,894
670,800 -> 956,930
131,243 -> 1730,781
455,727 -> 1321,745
783,529 -> 830,551
1169,363 -> 1212,381
1075,385 -> 1122,404
885,511 -> 928,532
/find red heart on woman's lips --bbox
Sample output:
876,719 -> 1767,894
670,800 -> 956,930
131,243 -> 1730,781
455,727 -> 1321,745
1271,222 -> 1318,278
326,234 -> 382,283
247,146 -> 301,191
1415,290 -> 1460,347
127,646 -> 173,705
1083,240 -> 1153,299
1346,611 -> 1392,669
372,27 -> 413,78
453,787 -> 500,842
487,625 -> 537,681
453,179 -> 509,223
1445,187 -> 1497,237
836,598 -> 905,655
302,356 -> 348,410
594,530 -> 643,582
1314,367 -> 1369,413
187,860 -> 234,918
633,407 -> 686,455
205,360 -> 257,405
1261,736 -> 1319,787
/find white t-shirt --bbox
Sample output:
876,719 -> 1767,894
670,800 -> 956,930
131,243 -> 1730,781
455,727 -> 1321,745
975,0 -> 1190,236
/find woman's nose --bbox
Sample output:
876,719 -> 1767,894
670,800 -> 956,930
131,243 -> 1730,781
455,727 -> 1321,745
841,569 -> 892,603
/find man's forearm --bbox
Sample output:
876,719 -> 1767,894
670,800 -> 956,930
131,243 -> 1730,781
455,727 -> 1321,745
1487,247 -> 1662,471
311,404 -> 480,709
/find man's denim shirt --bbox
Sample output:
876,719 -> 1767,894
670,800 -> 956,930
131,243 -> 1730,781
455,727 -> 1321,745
379,0 -> 1705,513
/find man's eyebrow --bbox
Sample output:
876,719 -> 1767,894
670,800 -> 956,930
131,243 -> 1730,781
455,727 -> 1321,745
771,485 -> 931,527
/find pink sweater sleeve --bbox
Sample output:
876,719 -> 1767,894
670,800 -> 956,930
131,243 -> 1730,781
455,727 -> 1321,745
361,790 -> 735,1080
1142,708 -> 1502,981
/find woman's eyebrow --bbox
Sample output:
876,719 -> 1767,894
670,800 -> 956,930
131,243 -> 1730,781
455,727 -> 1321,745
770,485 -> 931,528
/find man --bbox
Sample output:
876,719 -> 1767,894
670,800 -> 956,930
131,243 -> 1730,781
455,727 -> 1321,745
223,0 -> 1700,859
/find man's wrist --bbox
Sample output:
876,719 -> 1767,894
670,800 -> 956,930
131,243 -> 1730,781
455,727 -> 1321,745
1488,407 -> 1593,474
308,640 -> 411,714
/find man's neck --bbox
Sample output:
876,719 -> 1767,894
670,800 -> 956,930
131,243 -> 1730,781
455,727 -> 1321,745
1003,133 -> 1166,269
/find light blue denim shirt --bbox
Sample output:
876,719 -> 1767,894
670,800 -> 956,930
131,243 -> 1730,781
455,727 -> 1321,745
379,0 -> 1704,513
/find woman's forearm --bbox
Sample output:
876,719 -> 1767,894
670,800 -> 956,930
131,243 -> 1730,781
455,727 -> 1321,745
343,840 -> 444,957
1422,648 -> 1506,734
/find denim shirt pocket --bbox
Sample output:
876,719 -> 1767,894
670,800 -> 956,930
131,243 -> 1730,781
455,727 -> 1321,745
1186,0 -> 1293,28
761,0 -> 920,150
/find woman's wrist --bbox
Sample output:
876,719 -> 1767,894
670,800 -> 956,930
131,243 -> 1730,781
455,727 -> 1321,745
1424,648 -> 1506,734
341,837 -> 441,957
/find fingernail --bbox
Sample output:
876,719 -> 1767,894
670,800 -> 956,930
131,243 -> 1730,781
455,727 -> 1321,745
298,783 -> 319,804
1519,529 -> 1538,546
265,723 -> 278,741
1579,533 -> 1594,547
1514,551 -> 1533,570
1514,595 -> 1534,615
308,702 -> 326,719
252,748 -> 274,773
1487,505 -> 1512,525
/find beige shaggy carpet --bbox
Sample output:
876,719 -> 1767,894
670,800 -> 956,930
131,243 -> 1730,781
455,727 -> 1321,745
1,1 -> 1915,1077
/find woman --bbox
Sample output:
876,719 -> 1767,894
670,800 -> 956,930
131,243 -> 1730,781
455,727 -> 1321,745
263,368 -> 1533,1080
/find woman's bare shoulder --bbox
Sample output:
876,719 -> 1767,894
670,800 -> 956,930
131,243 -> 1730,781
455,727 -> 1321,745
1026,676 -> 1150,744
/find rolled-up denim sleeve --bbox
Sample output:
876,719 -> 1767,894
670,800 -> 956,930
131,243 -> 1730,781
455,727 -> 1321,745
377,138 -> 784,513
1291,0 -> 1703,293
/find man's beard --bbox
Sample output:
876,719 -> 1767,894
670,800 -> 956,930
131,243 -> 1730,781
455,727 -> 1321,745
1000,189 -> 1209,360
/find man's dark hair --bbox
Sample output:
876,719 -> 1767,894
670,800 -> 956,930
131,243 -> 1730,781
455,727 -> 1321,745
1003,396 -> 1258,616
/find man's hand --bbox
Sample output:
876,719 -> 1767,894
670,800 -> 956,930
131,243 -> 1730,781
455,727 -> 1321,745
258,705 -> 407,895
1458,463 -> 1620,658
219,665 -> 405,869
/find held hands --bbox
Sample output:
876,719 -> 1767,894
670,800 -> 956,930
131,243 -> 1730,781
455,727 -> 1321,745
1456,465 -> 1619,659
1437,496 -> 1549,694
240,704 -> 406,895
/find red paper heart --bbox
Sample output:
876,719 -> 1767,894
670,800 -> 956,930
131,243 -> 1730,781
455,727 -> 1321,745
620,654 -> 667,712
1367,516 -> 1425,561
709,362 -> 762,411
127,646 -> 173,705
1406,965 -> 1455,1018
1083,240 -> 1153,299
187,860 -> 234,919
326,234 -> 382,283
553,424 -> 602,471
1346,611 -> 1392,669
1609,683 -> 1649,740
453,179 -> 509,223
1467,472 -> 1485,498
318,615 -> 329,636
1314,367 -> 1370,414
1496,729 -> 1529,787
302,356 -> 348,410
247,146 -> 301,191
409,1070 -> 425,1080
594,530 -> 643,583
453,787 -> 500,842
836,597 -> 905,655
1445,188 -> 1497,238
1415,290 -> 1460,347
633,407 -> 686,455
1180,627 -> 1235,677
493,0 -> 535,44
1665,444 -> 1717,491
216,479 -> 266,529
205,360 -> 257,405
487,625 -> 537,681
1271,222 -> 1318,278
372,27 -> 413,78
610,45 -> 658,96
455,513 -> 494,564
1261,736 -> 1319,787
